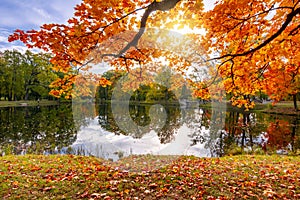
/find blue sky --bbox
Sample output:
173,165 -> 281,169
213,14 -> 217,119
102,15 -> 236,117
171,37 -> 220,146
0,0 -> 216,53
0,0 -> 81,52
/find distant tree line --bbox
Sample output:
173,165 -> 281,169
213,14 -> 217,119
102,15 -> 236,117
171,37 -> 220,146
0,50 -> 58,101
95,69 -> 189,103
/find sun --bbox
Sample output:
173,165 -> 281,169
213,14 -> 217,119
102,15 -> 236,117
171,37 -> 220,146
171,24 -> 206,35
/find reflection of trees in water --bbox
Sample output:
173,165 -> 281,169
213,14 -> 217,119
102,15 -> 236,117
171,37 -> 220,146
72,102 -> 99,128
97,102 -> 300,156
207,110 -> 226,157
97,103 -> 125,135
264,117 -> 300,152
96,103 -> 181,143
0,104 -> 79,155
3,102 -> 298,156
213,112 -> 299,155
223,112 -> 300,155
185,108 -> 210,145
291,118 -> 300,152
185,107 -> 300,156
184,108 -> 227,157
224,112 -> 257,151
266,120 -> 291,149
157,106 -> 181,143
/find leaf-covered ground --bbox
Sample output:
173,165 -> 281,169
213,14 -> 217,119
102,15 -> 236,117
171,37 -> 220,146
0,155 -> 299,199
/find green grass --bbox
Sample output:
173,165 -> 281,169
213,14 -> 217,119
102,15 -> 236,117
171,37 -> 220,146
211,101 -> 300,115
0,154 -> 299,199
260,101 -> 300,115
0,100 -> 58,107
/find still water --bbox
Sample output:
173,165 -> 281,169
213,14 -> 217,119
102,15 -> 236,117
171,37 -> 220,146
0,103 -> 299,160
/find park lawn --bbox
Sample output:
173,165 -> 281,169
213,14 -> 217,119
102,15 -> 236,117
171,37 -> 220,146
0,155 -> 299,199
261,101 -> 300,115
0,100 -> 58,107
198,100 -> 300,113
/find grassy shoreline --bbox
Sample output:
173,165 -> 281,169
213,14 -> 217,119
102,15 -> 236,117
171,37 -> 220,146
0,154 -> 299,199
259,101 -> 300,116
209,101 -> 300,116
0,100 -> 59,108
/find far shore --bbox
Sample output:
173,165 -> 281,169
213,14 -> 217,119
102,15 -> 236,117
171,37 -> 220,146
0,99 -> 299,115
224,101 -> 300,116
0,100 -> 59,108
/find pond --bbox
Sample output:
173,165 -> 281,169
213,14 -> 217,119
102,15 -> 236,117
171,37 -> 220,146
0,103 -> 299,161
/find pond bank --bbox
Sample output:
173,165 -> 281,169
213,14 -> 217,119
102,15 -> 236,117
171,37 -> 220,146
220,101 -> 300,116
260,101 -> 300,116
0,100 -> 59,107
0,154 -> 299,199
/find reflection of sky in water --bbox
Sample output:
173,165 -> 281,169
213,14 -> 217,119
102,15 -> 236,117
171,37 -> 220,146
72,117 -> 210,161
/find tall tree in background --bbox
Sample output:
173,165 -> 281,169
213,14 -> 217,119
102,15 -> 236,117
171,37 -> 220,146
8,0 -> 300,110
1,50 -> 24,100
0,50 -> 57,101
22,51 -> 57,100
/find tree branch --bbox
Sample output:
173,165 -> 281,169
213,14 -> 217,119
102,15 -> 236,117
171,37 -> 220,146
208,7 -> 300,61
102,0 -> 181,58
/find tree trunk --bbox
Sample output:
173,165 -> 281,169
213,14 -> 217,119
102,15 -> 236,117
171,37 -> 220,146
241,113 -> 247,148
219,131 -> 223,157
292,94 -> 298,111
164,88 -> 168,102
25,87 -> 29,101
291,118 -> 297,152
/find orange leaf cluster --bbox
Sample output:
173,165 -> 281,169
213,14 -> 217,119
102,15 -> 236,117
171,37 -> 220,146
8,0 -> 300,106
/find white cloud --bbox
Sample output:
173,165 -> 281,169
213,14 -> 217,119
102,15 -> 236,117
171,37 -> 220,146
0,0 -> 81,51
0,36 -> 8,43
0,0 -> 81,28
72,117 -> 210,161
32,7 -> 52,21
0,45 -> 27,53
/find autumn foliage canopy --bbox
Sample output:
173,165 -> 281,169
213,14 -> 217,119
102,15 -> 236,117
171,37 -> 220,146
8,0 -> 300,109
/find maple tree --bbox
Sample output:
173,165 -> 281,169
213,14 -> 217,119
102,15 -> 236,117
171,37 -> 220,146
8,0 -> 300,110
202,0 -> 300,110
